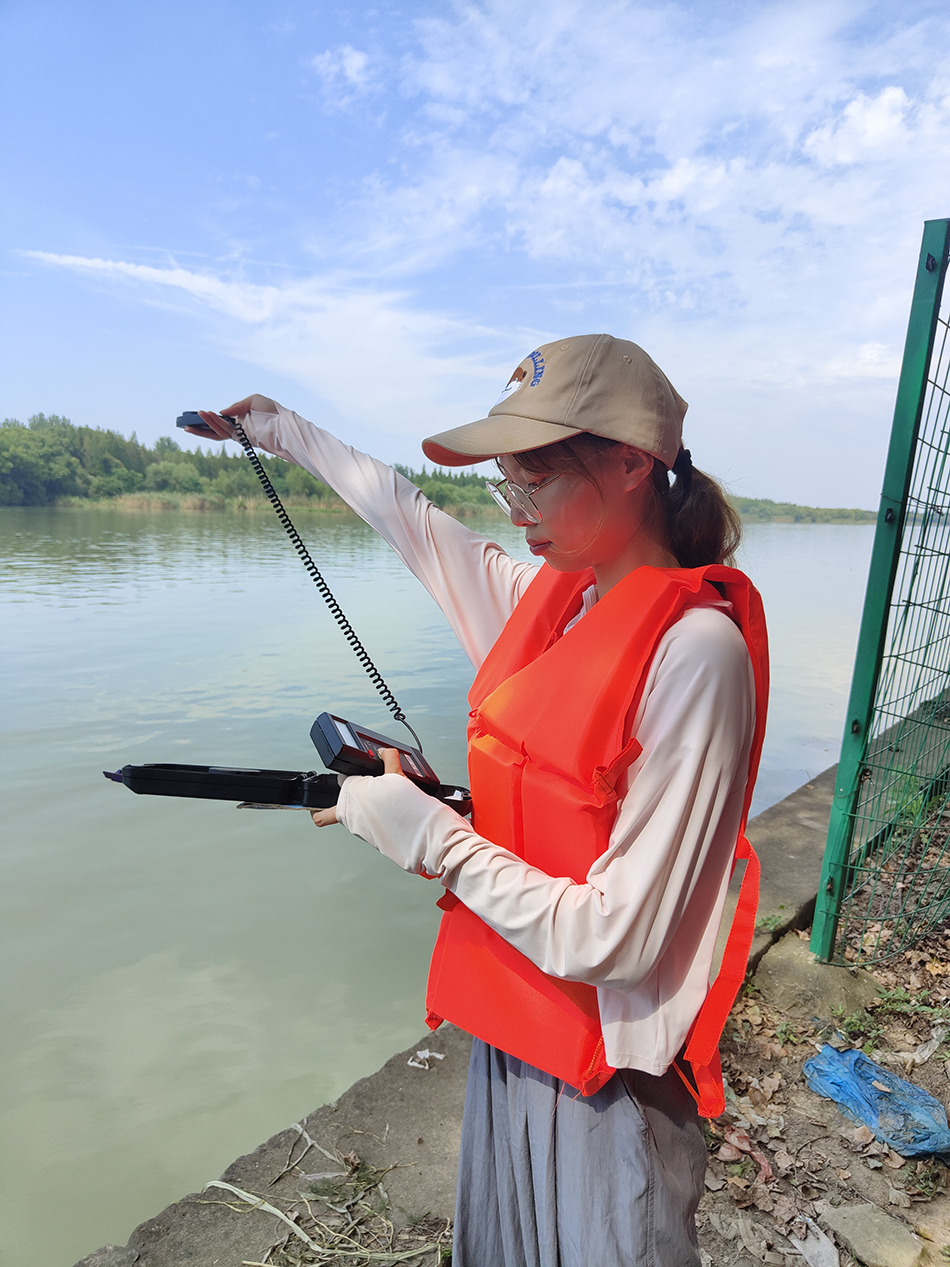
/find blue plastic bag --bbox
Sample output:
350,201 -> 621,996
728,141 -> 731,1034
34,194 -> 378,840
803,1044 -> 950,1158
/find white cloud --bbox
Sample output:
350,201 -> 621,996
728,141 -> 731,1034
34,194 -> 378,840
825,341 -> 902,380
23,251 -> 523,435
804,87 -> 913,165
311,44 -> 375,108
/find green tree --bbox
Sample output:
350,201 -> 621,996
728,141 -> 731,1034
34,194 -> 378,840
0,419 -> 87,504
144,461 -> 205,494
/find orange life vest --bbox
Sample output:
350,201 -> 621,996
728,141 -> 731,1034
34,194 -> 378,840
425,562 -> 769,1116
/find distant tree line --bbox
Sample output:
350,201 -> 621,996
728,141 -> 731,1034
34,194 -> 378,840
1,414 -> 876,522
0,414 -> 340,506
0,414 -> 497,511
731,496 -> 876,524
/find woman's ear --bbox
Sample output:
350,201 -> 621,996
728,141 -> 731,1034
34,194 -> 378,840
618,446 -> 655,493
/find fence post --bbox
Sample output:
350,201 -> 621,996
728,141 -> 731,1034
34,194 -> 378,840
811,219 -> 950,962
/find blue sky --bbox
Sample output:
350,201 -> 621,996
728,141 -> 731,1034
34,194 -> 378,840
3,0 -> 950,505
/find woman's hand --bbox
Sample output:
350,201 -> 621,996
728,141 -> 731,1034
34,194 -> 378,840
310,748 -> 407,829
184,394 -> 278,442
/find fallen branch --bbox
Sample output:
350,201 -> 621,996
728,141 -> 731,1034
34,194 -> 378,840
205,1179 -> 440,1264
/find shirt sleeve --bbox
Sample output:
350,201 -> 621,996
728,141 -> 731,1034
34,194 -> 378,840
238,405 -> 538,668
335,605 -> 756,993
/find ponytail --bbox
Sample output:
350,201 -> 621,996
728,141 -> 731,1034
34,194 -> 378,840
651,450 -> 741,568
510,433 -> 741,568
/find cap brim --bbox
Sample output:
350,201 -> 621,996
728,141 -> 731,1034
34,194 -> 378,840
422,413 -> 586,467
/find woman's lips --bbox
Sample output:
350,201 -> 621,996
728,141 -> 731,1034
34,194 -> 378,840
527,539 -> 551,555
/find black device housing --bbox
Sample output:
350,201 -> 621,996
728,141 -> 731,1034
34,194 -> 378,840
104,764 -> 340,808
176,411 -> 223,437
104,762 -> 472,814
310,712 -> 440,787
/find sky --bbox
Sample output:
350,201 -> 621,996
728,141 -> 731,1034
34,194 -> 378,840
3,0 -> 950,506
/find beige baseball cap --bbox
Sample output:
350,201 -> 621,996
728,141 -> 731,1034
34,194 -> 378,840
422,333 -> 687,468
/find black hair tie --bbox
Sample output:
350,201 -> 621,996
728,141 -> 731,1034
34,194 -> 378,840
672,447 -> 693,496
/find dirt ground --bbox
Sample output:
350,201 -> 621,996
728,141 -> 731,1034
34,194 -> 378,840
160,929 -> 950,1267
695,927 -> 950,1266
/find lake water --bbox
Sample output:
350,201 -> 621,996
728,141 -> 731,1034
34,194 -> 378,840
0,507 -> 875,1266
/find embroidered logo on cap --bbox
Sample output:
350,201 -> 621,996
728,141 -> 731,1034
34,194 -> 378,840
492,351 -> 544,408
493,364 -> 527,407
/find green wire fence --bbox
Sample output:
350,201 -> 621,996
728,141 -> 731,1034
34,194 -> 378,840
812,218 -> 950,965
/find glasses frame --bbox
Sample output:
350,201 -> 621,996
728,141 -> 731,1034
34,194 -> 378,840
485,469 -> 571,524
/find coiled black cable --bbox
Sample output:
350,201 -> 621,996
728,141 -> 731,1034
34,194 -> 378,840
227,415 -> 423,753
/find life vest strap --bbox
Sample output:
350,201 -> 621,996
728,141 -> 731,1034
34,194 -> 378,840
681,835 -> 760,1118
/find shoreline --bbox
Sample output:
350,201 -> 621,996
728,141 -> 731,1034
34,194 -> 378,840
2,499 -> 879,524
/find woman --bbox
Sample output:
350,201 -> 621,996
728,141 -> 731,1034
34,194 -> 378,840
192,333 -> 768,1267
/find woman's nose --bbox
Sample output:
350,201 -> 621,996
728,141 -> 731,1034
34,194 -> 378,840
508,503 -> 535,528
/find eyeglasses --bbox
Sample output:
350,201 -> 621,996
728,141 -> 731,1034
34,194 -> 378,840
486,452 -> 604,524
485,470 -> 572,525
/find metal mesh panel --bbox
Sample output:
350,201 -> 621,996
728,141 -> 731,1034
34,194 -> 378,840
823,230 -> 950,964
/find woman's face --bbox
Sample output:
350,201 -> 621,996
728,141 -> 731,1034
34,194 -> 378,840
497,447 -> 654,575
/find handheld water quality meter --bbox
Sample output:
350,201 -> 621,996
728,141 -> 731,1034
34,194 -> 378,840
310,713 -> 440,786
105,414 -> 472,816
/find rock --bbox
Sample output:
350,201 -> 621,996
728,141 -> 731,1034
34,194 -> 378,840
819,1202 -> 927,1267
787,1219 -> 840,1267
73,1249 -> 138,1267
753,931 -> 879,1020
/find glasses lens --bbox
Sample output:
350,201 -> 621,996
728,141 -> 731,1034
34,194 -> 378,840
508,484 -> 542,524
486,480 -> 513,514
485,479 -> 542,523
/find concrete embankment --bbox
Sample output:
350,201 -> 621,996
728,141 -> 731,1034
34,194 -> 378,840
76,768 -> 836,1267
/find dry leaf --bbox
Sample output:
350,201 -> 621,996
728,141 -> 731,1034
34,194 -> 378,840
888,1185 -> 912,1208
704,1172 -> 725,1191
717,1142 -> 744,1162
751,1182 -> 774,1213
851,1125 -> 874,1146
871,1079 -> 892,1093
835,1168 -> 851,1181
772,1149 -> 795,1174
750,1148 -> 775,1183
707,1208 -> 739,1239
725,1125 -> 754,1152
771,1193 -> 797,1225
884,1149 -> 906,1169
737,1214 -> 770,1259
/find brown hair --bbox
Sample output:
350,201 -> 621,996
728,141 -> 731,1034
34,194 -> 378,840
510,433 -> 741,569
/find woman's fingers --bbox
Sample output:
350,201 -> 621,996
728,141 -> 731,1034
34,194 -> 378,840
189,411 -> 234,441
183,396 -> 276,442
220,394 -> 277,417
312,753 -> 405,830
380,748 -> 408,777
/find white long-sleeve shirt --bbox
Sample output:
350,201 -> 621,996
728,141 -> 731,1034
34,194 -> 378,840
241,406 -> 757,1076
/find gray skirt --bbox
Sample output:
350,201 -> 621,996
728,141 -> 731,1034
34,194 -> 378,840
453,1039 -> 707,1267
